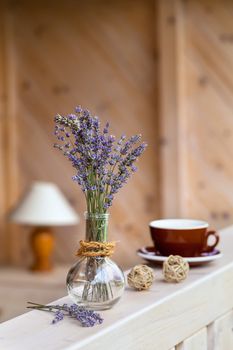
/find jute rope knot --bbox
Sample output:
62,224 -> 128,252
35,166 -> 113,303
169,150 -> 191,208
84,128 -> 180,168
163,255 -> 189,283
76,240 -> 115,257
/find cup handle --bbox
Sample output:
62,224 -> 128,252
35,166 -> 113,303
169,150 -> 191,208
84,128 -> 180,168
203,230 -> 219,252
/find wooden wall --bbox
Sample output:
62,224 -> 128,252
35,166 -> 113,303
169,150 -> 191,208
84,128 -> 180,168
0,0 -> 158,269
159,0 -> 233,229
184,0 -> 233,228
0,0 -> 233,269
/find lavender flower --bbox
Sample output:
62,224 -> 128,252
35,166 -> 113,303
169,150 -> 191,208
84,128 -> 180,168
52,310 -> 64,324
53,105 -> 147,214
74,307 -> 103,327
27,302 -> 103,328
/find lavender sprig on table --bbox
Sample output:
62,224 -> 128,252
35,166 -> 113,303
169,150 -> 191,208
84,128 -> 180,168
27,302 -> 103,327
54,105 -> 147,214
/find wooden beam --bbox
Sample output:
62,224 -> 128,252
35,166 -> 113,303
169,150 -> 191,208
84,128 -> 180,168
157,0 -> 186,217
0,2 -> 7,264
0,6 -> 21,265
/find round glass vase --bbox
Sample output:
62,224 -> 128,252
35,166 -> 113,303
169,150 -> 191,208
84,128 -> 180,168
66,212 -> 125,310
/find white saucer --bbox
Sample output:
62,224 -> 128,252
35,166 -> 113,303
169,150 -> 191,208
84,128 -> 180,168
137,247 -> 223,266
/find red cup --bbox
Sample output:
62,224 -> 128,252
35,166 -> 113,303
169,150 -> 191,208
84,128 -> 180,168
149,219 -> 219,257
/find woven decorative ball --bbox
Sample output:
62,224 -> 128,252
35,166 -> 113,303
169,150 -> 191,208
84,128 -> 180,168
163,255 -> 189,283
127,264 -> 154,291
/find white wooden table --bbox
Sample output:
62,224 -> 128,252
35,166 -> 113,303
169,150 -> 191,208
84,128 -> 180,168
1,225 -> 233,350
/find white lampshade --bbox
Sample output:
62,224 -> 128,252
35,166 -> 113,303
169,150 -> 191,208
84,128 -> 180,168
10,181 -> 80,226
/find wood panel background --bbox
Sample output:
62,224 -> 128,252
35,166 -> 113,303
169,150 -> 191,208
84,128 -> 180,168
158,0 -> 233,229
0,0 -> 158,269
183,0 -> 233,229
0,0 -> 233,269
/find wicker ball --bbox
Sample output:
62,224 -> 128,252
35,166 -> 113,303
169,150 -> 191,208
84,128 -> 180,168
127,264 -> 154,291
163,255 -> 189,283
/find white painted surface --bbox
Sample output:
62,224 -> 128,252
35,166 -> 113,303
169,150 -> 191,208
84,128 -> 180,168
176,328 -> 207,349
0,226 -> 233,350
207,310 -> 233,350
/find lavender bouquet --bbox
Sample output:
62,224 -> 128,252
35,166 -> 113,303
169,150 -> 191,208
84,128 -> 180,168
27,302 -> 103,327
54,105 -> 147,309
54,106 -> 146,214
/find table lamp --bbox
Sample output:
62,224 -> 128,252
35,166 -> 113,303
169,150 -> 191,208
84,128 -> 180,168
10,181 -> 79,272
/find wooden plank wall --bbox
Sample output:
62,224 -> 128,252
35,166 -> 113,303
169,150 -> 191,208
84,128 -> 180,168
183,0 -> 233,229
0,0 -> 233,269
158,0 -> 233,231
0,0 -> 158,269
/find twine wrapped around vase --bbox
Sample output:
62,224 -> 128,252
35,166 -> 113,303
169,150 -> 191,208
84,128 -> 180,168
127,264 -> 154,290
163,255 -> 189,283
76,240 -> 115,257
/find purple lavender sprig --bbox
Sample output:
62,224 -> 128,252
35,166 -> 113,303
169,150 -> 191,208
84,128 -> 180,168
27,302 -> 103,327
53,105 -> 147,214
52,310 -> 64,324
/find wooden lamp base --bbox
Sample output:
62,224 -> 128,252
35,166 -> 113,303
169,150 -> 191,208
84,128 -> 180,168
30,227 -> 54,272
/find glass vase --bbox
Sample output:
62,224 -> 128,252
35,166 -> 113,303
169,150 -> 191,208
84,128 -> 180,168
66,212 -> 125,310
